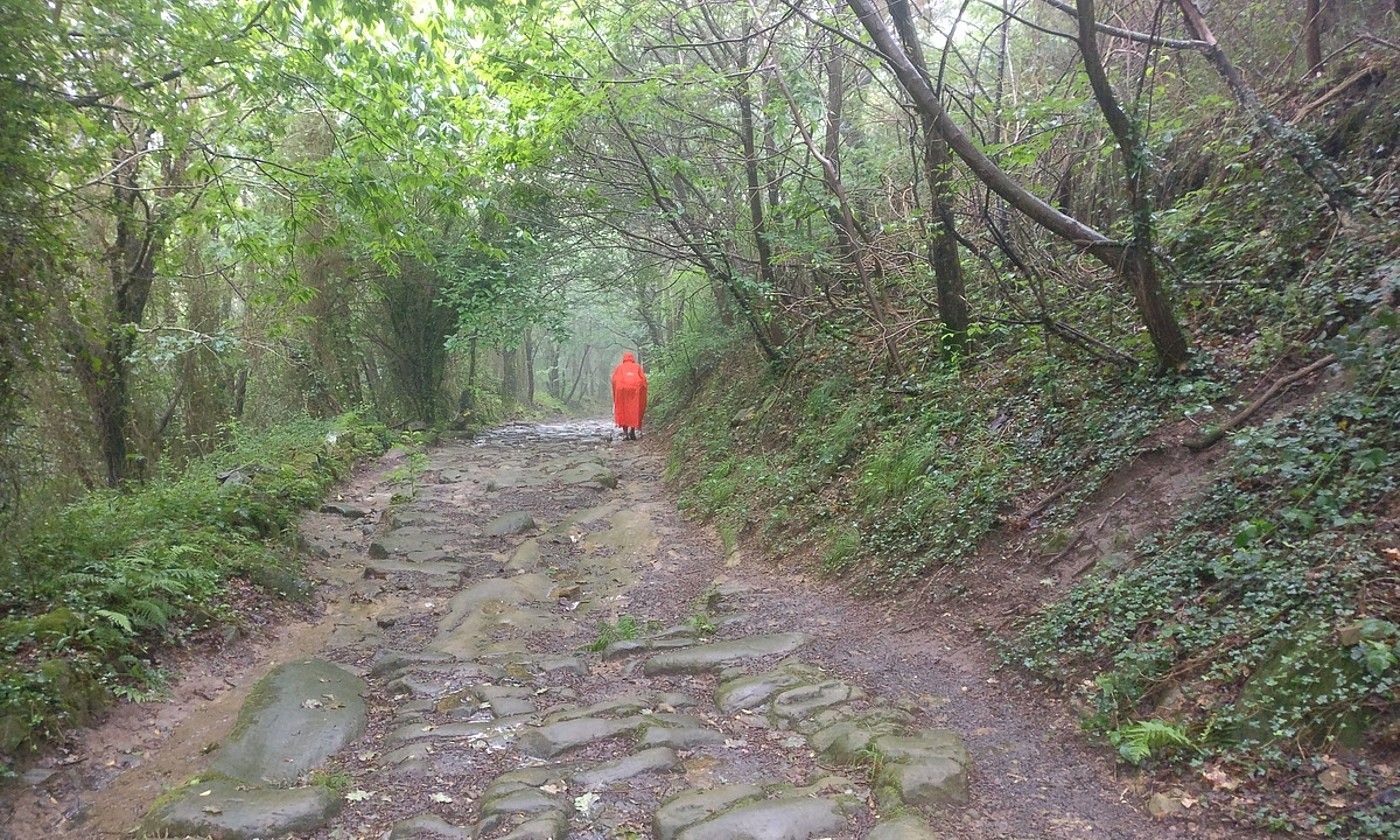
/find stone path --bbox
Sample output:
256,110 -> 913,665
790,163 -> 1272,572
138,421 -> 962,839
22,420 -> 1248,839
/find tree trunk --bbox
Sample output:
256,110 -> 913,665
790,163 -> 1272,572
1304,0 -> 1324,74
1174,0 -> 1358,217
888,0 -> 971,352
524,328 -> 536,406
847,0 -> 1190,367
546,340 -> 563,400
500,343 -> 521,406
1076,0 -> 1190,367
68,133 -> 174,486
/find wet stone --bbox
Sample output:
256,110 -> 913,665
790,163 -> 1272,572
571,746 -> 679,788
637,722 -> 725,750
320,502 -> 370,518
143,778 -> 342,840
873,730 -> 969,765
876,759 -> 970,809
474,684 -> 538,717
386,713 -> 533,746
484,511 -> 537,536
545,696 -> 652,723
868,814 -> 941,840
714,665 -> 820,714
516,715 -> 644,758
499,810 -> 569,840
768,680 -> 862,729
810,715 -> 908,766
601,639 -> 650,660
653,785 -> 765,840
388,813 -> 473,839
210,659 -> 366,785
557,462 -> 618,489
675,796 -> 850,840
369,650 -> 457,678
386,674 -> 450,699
480,787 -> 561,819
643,634 -> 813,676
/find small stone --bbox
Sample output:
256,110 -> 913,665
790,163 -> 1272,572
22,767 -> 57,786
484,511 -> 537,537
1318,764 -> 1350,792
480,788 -> 560,819
1147,792 -> 1183,819
319,503 -> 369,518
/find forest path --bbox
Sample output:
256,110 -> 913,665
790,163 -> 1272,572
10,421 -> 1245,839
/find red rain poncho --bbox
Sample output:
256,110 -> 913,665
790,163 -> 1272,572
611,352 -> 648,429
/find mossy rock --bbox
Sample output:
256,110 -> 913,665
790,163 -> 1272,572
0,608 -> 82,647
0,713 -> 34,754
239,557 -> 311,601
1237,630 -> 1372,748
33,608 -> 81,639
38,659 -> 110,727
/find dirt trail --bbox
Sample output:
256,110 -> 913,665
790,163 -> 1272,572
3,420 -> 1250,839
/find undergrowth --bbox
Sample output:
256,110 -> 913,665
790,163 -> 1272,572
1015,319 -> 1399,835
662,325 -> 1226,591
0,412 -> 390,770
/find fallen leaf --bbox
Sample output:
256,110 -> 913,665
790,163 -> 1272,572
574,791 -> 600,815
345,789 -> 372,802
430,792 -> 453,803
540,782 -> 565,795
1201,766 -> 1240,791
198,789 -> 213,797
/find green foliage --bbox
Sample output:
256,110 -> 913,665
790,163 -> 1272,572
587,615 -> 642,652
1015,322 -> 1398,809
1108,719 -> 1194,765
0,413 -> 389,765
662,324 -> 1203,589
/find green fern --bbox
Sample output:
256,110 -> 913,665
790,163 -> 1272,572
1109,719 -> 1193,764
93,609 -> 134,634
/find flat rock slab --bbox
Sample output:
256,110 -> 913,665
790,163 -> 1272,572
769,680 -> 861,728
389,813 -> 472,839
654,785 -> 765,840
572,746 -> 678,788
320,502 -> 370,518
556,462 -> 618,489
484,511 -> 537,536
676,797 -> 850,840
876,759 -> 969,809
715,665 -> 819,714
868,814 -> 941,840
498,811 -> 569,840
516,715 -> 643,758
144,778 -> 342,840
643,634 -> 813,676
211,659 -> 367,785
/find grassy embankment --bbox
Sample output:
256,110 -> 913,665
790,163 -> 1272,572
0,414 -> 393,772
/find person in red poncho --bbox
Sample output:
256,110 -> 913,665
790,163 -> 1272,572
611,351 -> 648,440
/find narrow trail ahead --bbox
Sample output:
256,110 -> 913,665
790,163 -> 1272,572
8,421 -> 1246,839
